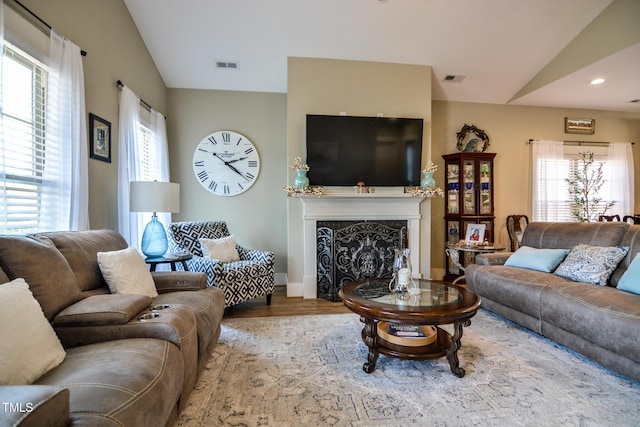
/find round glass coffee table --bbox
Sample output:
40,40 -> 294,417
339,278 -> 480,377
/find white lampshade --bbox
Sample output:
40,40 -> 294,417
130,181 -> 180,213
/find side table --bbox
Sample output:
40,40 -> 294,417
445,244 -> 505,284
145,253 -> 192,272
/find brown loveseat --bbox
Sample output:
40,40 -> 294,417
0,230 -> 225,426
466,222 -> 640,382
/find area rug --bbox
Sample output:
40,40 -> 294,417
176,310 -> 639,426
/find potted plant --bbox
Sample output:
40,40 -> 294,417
565,151 -> 615,222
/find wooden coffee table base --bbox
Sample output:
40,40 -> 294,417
360,316 -> 472,377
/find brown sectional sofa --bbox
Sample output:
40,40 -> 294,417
466,222 -> 640,382
0,230 -> 225,426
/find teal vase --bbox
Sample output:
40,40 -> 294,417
294,169 -> 310,189
140,215 -> 168,258
420,171 -> 436,190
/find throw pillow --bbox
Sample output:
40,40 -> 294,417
0,278 -> 66,385
504,246 -> 570,273
97,246 -> 158,298
199,235 -> 240,263
617,253 -> 640,295
0,235 -> 81,321
554,244 -> 629,285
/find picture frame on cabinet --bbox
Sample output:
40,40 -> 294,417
465,223 -> 485,245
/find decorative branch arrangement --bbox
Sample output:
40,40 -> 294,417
408,187 -> 445,198
565,151 -> 614,222
282,185 -> 325,197
409,160 -> 444,197
282,157 -> 324,197
290,157 -> 309,171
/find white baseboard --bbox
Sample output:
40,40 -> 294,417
275,273 -> 288,286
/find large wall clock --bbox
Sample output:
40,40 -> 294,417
192,130 -> 260,196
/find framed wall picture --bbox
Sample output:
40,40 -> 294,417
565,117 -> 595,135
465,223 -> 485,245
89,113 -> 111,163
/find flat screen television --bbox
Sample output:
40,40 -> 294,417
305,114 -> 423,187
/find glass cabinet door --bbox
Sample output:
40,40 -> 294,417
447,163 -> 459,214
447,220 -> 460,244
462,160 -> 475,215
479,160 -> 492,215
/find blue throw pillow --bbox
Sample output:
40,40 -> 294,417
554,244 -> 629,285
617,253 -> 640,295
504,246 -> 570,273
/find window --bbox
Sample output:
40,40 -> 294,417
138,113 -> 162,181
533,142 -> 616,222
0,43 -> 48,234
536,155 -> 612,222
565,153 -> 613,222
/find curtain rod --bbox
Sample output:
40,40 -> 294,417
115,80 -> 165,118
528,139 -> 634,146
12,0 -> 87,56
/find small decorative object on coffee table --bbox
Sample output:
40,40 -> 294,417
339,278 -> 480,377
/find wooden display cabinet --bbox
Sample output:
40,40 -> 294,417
443,152 -> 496,282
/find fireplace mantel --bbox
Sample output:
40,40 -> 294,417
299,193 -> 428,298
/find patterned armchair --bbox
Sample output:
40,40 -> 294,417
168,221 -> 274,308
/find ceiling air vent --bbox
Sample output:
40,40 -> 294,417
215,60 -> 239,69
444,74 -> 466,83
630,99 -> 640,103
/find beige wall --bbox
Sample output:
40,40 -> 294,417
11,2 -> 640,283
166,89 -> 288,274
287,58 -> 432,294
20,0 -> 167,230
431,101 -> 640,277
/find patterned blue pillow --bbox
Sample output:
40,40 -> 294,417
554,244 -> 629,285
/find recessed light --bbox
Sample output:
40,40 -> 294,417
590,78 -> 605,85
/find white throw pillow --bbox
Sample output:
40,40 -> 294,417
97,246 -> 158,298
0,278 -> 66,385
200,235 -> 240,262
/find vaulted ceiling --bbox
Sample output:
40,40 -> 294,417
123,0 -> 640,112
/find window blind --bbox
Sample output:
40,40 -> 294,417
534,154 -> 613,222
0,42 -> 48,233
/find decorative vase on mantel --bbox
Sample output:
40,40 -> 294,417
420,170 -> 436,190
294,169 -> 310,189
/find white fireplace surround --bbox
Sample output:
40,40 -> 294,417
298,193 -> 428,298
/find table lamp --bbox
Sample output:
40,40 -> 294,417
130,181 -> 180,258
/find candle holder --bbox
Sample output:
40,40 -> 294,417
389,248 -> 418,299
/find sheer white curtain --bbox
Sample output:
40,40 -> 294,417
117,85 -> 141,246
41,30 -> 89,231
118,85 -> 171,249
150,109 -> 172,230
531,140 -> 565,221
607,142 -> 634,218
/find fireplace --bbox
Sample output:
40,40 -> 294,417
317,220 -> 407,301
299,193 -> 428,298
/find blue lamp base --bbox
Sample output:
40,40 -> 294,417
140,214 -> 168,258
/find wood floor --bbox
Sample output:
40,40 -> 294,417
223,285 -> 350,318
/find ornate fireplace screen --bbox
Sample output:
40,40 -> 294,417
317,220 -> 408,301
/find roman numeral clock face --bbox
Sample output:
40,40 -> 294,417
192,131 -> 260,196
